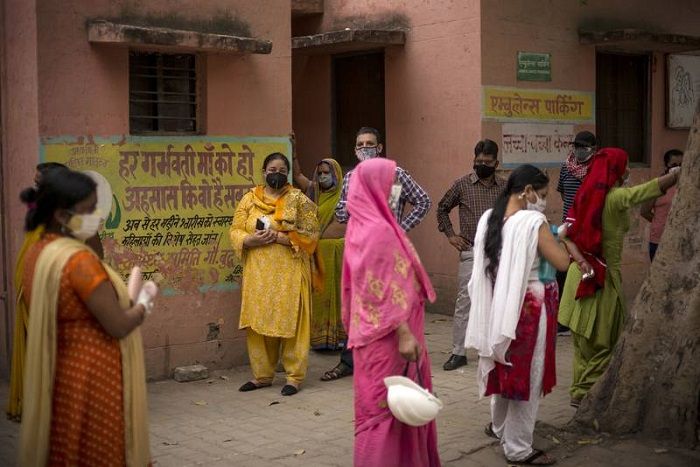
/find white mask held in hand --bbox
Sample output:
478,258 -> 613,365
137,281 -> 159,315
66,210 -> 102,241
128,266 -> 144,303
526,193 -> 547,213
388,183 -> 402,211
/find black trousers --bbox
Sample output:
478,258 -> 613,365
340,347 -> 353,368
556,269 -> 570,332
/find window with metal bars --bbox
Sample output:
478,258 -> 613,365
129,52 -> 200,134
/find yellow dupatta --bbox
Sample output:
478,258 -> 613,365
307,158 -> 343,233
7,225 -> 44,420
18,237 -> 150,467
251,185 -> 323,289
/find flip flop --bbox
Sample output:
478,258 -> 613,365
320,362 -> 353,381
484,422 -> 499,439
507,449 -> 556,465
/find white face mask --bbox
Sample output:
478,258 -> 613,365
388,183 -> 402,211
526,193 -> 547,213
66,210 -> 102,241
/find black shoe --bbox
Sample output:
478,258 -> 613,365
443,354 -> 468,371
281,384 -> 299,396
239,381 -> 271,392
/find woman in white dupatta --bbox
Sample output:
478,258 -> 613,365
465,165 -> 590,466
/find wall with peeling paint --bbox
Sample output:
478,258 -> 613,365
1,0 -> 291,379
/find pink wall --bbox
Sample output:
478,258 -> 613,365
2,0 -> 291,378
292,0 -> 695,314
0,0 -> 42,374
292,0 -> 484,313
292,54 -> 332,176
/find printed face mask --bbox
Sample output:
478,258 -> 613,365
355,146 -> 379,161
388,183 -> 402,211
66,210 -> 102,241
526,193 -> 547,213
318,173 -> 334,188
574,146 -> 595,163
266,172 -> 288,189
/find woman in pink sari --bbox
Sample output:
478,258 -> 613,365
342,158 -> 440,467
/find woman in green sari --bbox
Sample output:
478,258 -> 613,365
294,157 -> 347,350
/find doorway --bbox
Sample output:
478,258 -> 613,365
596,52 -> 650,164
332,52 -> 386,170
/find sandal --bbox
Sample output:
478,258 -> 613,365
507,449 -> 556,465
238,381 -> 272,392
484,422 -> 499,439
320,362 -> 353,381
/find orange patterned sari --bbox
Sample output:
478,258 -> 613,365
22,234 -> 126,465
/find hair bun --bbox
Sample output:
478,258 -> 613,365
20,186 -> 38,204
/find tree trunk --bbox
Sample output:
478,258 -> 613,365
573,102 -> 700,445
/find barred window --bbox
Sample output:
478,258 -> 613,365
129,52 -> 200,134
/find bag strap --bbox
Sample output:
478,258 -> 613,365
402,358 -> 424,387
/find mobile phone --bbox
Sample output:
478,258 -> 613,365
256,218 -> 266,230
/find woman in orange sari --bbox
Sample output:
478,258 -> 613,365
18,168 -> 152,466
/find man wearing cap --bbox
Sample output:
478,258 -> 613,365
558,131 -> 597,224
556,131 -> 597,335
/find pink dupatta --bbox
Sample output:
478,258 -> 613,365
341,158 -> 436,349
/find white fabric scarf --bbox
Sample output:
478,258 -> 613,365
465,209 -> 545,396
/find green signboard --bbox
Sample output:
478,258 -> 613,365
517,52 -> 551,81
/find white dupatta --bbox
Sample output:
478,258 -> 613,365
465,209 -> 546,396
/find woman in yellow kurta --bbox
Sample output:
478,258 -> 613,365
7,162 -> 66,421
230,153 -> 319,396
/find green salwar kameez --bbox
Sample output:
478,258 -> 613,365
559,179 -> 662,400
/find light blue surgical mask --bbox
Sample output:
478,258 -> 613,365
318,173 -> 334,189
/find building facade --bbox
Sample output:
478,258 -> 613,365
1,0 -> 697,379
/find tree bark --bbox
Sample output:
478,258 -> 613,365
573,102 -> 700,445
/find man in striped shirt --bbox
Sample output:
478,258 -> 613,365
556,131 -> 597,335
557,131 -> 597,222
